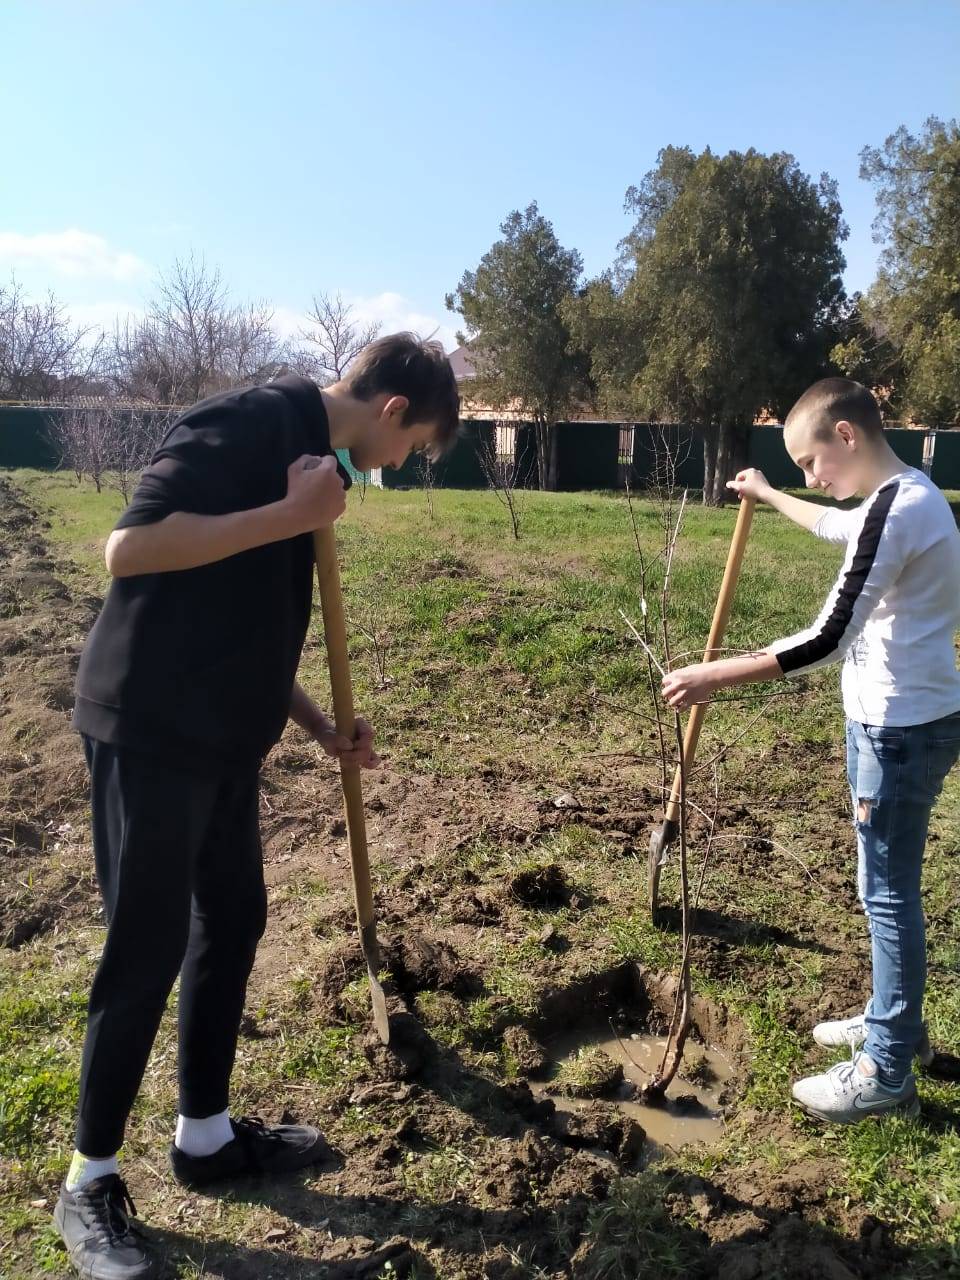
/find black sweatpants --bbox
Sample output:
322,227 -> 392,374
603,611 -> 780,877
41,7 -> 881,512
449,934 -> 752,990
75,737 -> 267,1158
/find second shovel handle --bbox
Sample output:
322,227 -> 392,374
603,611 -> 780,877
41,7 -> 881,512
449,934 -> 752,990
663,495 -> 756,823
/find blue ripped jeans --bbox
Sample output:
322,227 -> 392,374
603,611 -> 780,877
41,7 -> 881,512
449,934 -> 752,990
847,711 -> 960,1086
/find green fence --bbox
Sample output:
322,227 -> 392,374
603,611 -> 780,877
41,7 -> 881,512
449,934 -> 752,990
4,405 -> 960,491
631,424 -> 706,489
929,429 -> 960,485
380,420 -> 494,489
0,407 -> 61,467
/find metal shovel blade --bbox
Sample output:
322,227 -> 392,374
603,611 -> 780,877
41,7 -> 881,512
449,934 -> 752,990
360,921 -> 391,1045
648,817 -> 678,920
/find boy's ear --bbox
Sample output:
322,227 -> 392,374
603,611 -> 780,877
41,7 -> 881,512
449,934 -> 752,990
835,419 -> 857,449
381,394 -> 409,422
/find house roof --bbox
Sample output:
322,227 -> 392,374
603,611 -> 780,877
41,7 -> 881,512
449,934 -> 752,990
448,345 -> 477,380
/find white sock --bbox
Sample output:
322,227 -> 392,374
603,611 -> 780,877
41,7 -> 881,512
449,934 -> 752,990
65,1150 -> 119,1191
174,1109 -> 234,1157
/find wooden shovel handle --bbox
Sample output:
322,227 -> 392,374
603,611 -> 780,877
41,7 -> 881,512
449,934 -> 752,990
662,495 -> 756,824
313,526 -> 375,929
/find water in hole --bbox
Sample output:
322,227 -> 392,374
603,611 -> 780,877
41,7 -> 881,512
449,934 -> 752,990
535,1027 -> 732,1150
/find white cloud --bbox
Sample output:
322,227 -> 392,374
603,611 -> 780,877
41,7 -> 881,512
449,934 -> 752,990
347,291 -> 458,352
247,297 -> 458,353
0,230 -> 148,281
283,291 -> 458,352
66,300 -> 145,334
270,304 -> 310,341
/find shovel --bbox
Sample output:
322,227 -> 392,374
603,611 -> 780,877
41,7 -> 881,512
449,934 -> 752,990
313,525 -> 391,1044
648,495 -> 756,923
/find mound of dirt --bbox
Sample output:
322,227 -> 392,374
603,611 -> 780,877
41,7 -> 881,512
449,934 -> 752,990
502,1026 -> 550,1076
508,862 -> 571,907
362,1012 -> 434,1081
388,932 -> 481,998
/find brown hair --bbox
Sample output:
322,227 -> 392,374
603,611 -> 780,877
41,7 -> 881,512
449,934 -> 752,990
343,332 -> 460,458
785,377 -> 883,440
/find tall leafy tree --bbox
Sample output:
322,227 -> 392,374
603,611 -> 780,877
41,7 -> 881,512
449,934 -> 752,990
570,147 -> 848,503
846,118 -> 960,425
446,203 -> 587,490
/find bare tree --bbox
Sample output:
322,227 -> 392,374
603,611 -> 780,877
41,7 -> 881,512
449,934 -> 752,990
106,408 -> 173,503
297,292 -> 380,385
477,421 -> 524,540
110,257 -> 287,405
50,406 -> 113,493
45,402 -> 172,499
418,453 -> 437,523
44,406 -> 88,483
0,276 -> 104,400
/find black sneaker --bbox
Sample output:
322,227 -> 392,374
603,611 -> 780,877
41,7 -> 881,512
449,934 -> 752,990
168,1115 -> 334,1188
53,1175 -> 158,1280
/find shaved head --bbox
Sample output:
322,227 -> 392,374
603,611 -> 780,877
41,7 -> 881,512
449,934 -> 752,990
785,378 -> 883,442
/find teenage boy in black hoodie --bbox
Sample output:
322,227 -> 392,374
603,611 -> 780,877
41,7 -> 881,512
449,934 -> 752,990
55,334 -> 460,1280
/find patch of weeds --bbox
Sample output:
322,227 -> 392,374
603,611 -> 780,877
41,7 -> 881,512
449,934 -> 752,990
415,991 -> 467,1048
339,975 -> 377,1024
464,996 -> 500,1043
0,1044 -> 79,1158
375,1262 -> 437,1280
608,911 -> 677,969
337,1104 -> 388,1141
925,978 -> 960,1053
500,1042 -> 521,1081
739,998 -> 806,1111
488,944 -> 541,1018
0,981 -> 88,1044
575,1173 -> 705,1279
451,836 -> 501,877
835,1101 -> 960,1246
31,1222 -> 68,1273
288,973 -> 313,1011
552,1045 -> 622,1098
399,1143 -> 475,1203
281,1025 -> 363,1087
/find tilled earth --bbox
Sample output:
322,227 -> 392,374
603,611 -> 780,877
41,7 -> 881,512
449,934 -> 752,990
0,475 -> 954,1279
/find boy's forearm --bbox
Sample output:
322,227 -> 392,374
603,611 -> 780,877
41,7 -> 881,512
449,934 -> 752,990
289,681 -> 330,735
105,502 -> 297,576
708,650 -> 784,689
762,487 -> 826,532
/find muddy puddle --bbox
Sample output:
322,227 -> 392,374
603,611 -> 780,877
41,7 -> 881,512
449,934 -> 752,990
535,1025 -> 733,1151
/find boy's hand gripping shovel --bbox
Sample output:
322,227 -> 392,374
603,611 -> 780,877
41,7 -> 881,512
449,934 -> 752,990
313,526 -> 391,1044
648,495 -> 756,923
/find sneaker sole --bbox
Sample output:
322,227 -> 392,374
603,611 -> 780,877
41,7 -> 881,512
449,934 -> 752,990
170,1134 -> 335,1189
793,1094 -> 921,1125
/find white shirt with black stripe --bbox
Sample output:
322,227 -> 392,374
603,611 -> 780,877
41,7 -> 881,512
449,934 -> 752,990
770,468 -> 960,727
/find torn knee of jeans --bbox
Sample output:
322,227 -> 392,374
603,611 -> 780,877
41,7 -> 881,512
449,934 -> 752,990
857,796 -> 874,824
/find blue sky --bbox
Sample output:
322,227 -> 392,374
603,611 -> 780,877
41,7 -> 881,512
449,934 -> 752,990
3,1 -> 958,351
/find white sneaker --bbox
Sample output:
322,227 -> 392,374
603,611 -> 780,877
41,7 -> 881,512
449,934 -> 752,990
791,1052 -> 920,1124
812,1014 -> 934,1066
812,1013 -> 866,1050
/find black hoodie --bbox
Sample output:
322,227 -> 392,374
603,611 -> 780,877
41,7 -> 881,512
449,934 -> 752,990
73,375 -> 351,770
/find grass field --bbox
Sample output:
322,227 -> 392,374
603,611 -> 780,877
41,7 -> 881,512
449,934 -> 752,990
1,468 -> 958,1279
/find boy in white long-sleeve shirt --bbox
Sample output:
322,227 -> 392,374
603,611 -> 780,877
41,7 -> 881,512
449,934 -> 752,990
662,378 -> 960,1124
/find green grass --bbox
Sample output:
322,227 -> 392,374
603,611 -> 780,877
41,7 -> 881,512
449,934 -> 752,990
575,1174 -> 706,1279
8,467 -> 853,777
281,1024 -> 364,1087
4,468 -> 960,1275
